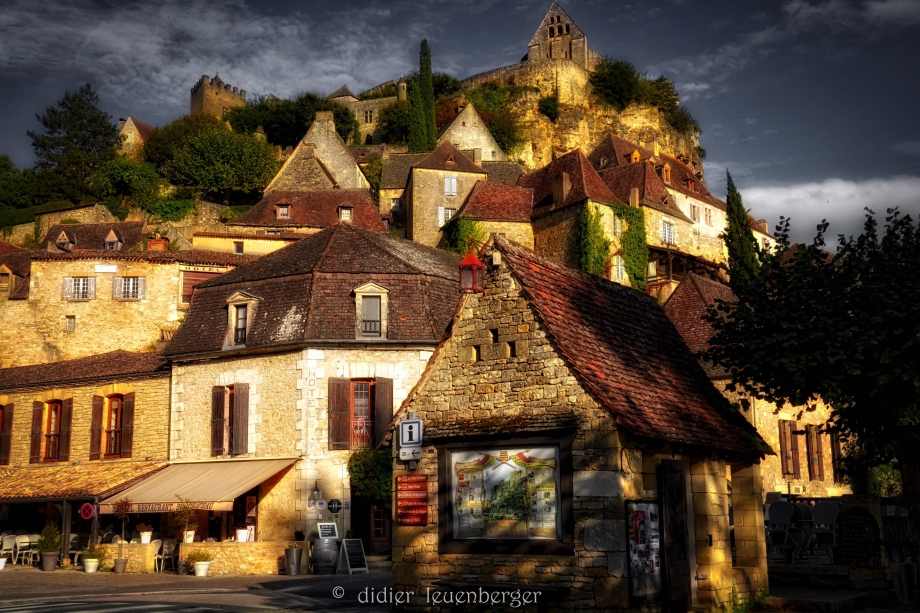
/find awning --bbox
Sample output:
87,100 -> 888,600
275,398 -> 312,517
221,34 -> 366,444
0,461 -> 167,503
98,457 -> 297,514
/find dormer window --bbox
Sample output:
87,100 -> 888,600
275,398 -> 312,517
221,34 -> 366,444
687,179 -> 695,192
630,150 -> 640,163
234,304 -> 248,344
104,230 -> 121,251
662,164 -> 672,184
277,205 -> 290,219
224,291 -> 260,349
353,282 -> 389,340
599,156 -> 609,169
105,241 -> 117,250
339,207 -> 353,223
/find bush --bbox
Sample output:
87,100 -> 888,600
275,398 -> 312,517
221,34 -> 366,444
185,548 -> 213,565
225,93 -> 358,148
441,216 -> 485,254
145,199 -> 196,222
81,546 -> 107,562
143,113 -> 228,176
463,82 -> 533,153
37,525 -> 63,553
538,96 -> 559,122
135,523 -> 153,532
363,157 -> 382,201
219,205 -> 252,223
590,59 -> 641,112
0,200 -> 75,227
377,100 -> 410,145
104,198 -> 129,221
346,447 -> 392,508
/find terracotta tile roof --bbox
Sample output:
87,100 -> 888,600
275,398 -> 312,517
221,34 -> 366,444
380,153 -> 428,190
481,161 -> 524,186
41,222 -> 147,251
458,182 -> 534,222
495,238 -> 770,459
30,250 -> 256,267
412,141 -> 486,175
165,225 -> 461,356
228,190 -> 385,231
0,252 -> 35,277
599,163 -> 694,224
588,133 -> 656,170
0,240 -> 25,254
0,461 -> 167,501
0,350 -> 169,390
657,151 -> 723,209
517,150 -> 621,217
663,273 -> 735,358
8,275 -> 30,300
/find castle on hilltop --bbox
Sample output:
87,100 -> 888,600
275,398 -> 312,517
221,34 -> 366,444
525,1 -> 600,70
190,73 -> 246,117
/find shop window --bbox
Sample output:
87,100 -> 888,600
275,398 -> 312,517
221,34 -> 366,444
63,276 -> 95,301
778,419 -> 802,479
90,393 -> 135,460
327,377 -> 393,450
0,402 -> 13,465
113,276 -> 145,300
211,383 -> 250,456
31,399 -> 72,464
806,425 -> 825,481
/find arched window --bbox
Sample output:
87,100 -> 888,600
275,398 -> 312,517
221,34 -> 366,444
549,26 -> 554,38
106,395 -> 124,457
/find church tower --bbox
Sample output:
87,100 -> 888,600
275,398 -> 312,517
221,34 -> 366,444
190,74 -> 246,117
526,2 -> 597,70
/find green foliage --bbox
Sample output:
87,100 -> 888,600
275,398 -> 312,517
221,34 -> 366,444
377,100 -> 410,144
463,82 -> 533,153
488,109 -> 527,154
0,200 -> 76,228
432,72 -> 464,100
870,464 -> 903,499
219,205 -> 252,223
185,548 -> 213,564
37,524 -> 63,553
28,83 -> 121,204
722,171 -> 760,292
668,106 -> 701,134
146,199 -> 196,222
104,199 -> 129,221
81,546 -> 107,562
92,157 -> 161,209
363,156 -> 383,202
346,447 -> 392,508
226,93 -> 358,148
174,496 -> 198,533
486,472 -> 527,520
610,203 -> 649,290
695,145 -> 707,160
408,40 -> 438,152
143,113 -> 228,175
538,95 -> 559,122
441,216 -> 485,254
351,121 -> 362,146
0,155 -> 37,210
721,586 -> 768,613
166,131 -> 279,202
574,204 -> 611,277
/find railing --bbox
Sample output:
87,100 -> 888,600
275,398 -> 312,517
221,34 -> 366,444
234,328 -> 247,344
44,434 -> 60,461
361,319 -> 381,337
352,419 -> 373,448
105,429 -> 122,457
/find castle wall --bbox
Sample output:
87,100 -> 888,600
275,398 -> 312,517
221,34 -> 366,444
190,75 -> 246,118
343,97 -> 397,145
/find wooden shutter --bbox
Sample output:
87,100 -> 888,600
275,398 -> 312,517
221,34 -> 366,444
121,392 -> 135,459
806,425 -> 824,482
30,401 -> 43,464
790,421 -> 801,480
328,378 -> 352,450
830,432 -> 843,483
211,387 -> 226,456
89,396 -> 104,460
778,420 -> 792,477
183,271 -> 220,303
137,277 -> 146,300
231,383 -> 249,456
373,378 -> 393,448
58,398 -> 73,462
0,404 -> 13,465
87,277 -> 96,299
112,277 -> 124,299
61,277 -> 73,301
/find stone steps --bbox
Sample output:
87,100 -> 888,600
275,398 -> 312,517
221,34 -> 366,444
366,555 -> 392,571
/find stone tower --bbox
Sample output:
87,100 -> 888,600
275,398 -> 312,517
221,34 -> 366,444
526,1 -> 598,70
190,74 -> 246,117
397,77 -> 407,102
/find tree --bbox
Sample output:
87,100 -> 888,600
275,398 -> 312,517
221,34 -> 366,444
363,156 -> 383,201
441,216 -> 485,254
0,155 -> 36,210
707,209 -> 920,549
166,131 -> 279,202
487,108 -> 526,154
574,204 -> 611,277
92,157 -> 161,210
589,59 -> 640,112
143,113 -> 228,175
27,84 -> 121,203
722,171 -> 760,291
377,100 -> 410,144
225,93 -> 358,148
432,72 -> 463,101
408,41 -> 437,152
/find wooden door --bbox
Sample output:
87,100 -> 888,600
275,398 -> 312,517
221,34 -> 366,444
659,460 -> 691,613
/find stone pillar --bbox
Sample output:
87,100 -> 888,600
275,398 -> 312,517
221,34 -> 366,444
691,458 -> 732,609
729,463 -> 768,598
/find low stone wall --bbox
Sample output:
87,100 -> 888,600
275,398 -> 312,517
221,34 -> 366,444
99,542 -> 157,573
178,541 -> 308,576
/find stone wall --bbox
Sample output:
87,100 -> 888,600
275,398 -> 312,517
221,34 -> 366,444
178,541 -> 309,575
408,168 -> 486,248
304,112 -> 369,189
666,190 -> 728,265
438,106 -> 507,162
476,220 -> 534,249
343,97 -> 397,145
1,204 -> 118,247
99,542 -> 158,573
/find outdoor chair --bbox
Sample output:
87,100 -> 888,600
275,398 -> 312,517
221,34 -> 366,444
14,535 -> 34,565
150,539 -> 163,572
0,535 -> 16,562
767,501 -> 804,563
813,501 -> 840,564
157,539 -> 176,572
13,529 -> 27,535
794,503 -> 816,555
67,534 -> 81,566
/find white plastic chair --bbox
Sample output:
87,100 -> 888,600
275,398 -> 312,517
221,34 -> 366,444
68,534 -> 81,566
0,535 -> 16,562
158,539 -> 176,572
14,535 -> 33,565
150,539 -> 163,572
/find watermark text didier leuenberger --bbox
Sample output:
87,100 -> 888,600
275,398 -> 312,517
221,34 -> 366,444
347,586 -> 542,607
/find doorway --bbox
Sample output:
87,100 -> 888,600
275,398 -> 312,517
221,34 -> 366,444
659,460 -> 691,613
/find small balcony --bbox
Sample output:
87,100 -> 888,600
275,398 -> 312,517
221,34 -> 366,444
105,429 -> 122,458
352,419 -> 373,448
43,434 -> 60,461
361,319 -> 381,337
234,327 -> 247,344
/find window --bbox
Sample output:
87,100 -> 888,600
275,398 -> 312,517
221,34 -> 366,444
778,419 -> 802,479
614,254 -> 625,281
0,402 -> 13,466
565,24 -> 570,34
267,230 -> 281,236
805,425 -> 824,482
687,179 -> 695,192
549,26 -> 554,38
340,207 -> 353,222
361,296 -> 381,337
123,277 -> 139,300
105,240 -> 118,250
491,150 -> 496,159
613,216 -> 622,238
364,110 -> 374,124
234,241 -> 244,254
64,276 -> 95,301
65,316 -> 75,332
662,221 -> 675,244
90,393 -> 134,460
277,205 -> 290,219
390,198 -> 401,211
124,132 -> 133,143
30,400 -> 71,464
44,401 -> 61,461
234,304 -> 248,344
662,165 -> 671,184
444,208 -> 456,223
113,276 -> 144,301
105,395 -> 123,458
762,237 -> 769,250
327,378 -> 393,450
691,204 -> 700,223
705,207 -> 712,226
444,175 -> 457,196
630,150 -> 640,163
211,384 -> 250,456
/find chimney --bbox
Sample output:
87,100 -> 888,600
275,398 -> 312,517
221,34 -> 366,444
629,187 -> 640,208
552,172 -> 571,206
472,148 -> 482,164
118,118 -> 126,131
757,219 -> 768,233
314,111 -> 335,133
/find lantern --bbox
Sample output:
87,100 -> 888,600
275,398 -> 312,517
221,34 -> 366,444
459,251 -> 485,293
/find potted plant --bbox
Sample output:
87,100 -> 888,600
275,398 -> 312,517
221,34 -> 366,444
235,526 -> 251,542
185,548 -> 213,577
37,525 -> 63,572
112,497 -> 131,573
136,523 -> 154,544
0,554 -> 7,570
175,496 -> 198,544
284,542 -> 302,576
81,546 -> 107,573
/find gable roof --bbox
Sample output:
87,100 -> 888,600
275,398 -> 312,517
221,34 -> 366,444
517,149 -> 620,215
0,240 -> 24,255
349,145 -> 387,165
458,182 -> 534,222
413,141 -> 487,175
0,350 -> 169,391
663,273 -> 735,361
588,133 -> 656,171
40,222 -> 147,251
481,161 -> 524,185
437,104 -> 507,161
380,153 -> 428,190
124,116 -> 155,142
228,189 -> 385,230
528,1 -> 587,47
0,251 -> 34,277
329,84 -> 357,99
165,225 -> 461,356
599,162 -> 694,223
264,142 -> 336,193
495,238 -> 769,458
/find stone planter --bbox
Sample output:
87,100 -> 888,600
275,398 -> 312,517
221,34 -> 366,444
113,558 -> 128,574
40,552 -> 59,572
193,561 -> 210,577
235,529 -> 250,543
140,532 -> 153,544
84,559 -> 100,573
184,531 -> 196,543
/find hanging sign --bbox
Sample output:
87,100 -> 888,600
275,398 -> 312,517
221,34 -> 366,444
396,474 -> 429,526
336,539 -> 369,574
80,503 -> 95,520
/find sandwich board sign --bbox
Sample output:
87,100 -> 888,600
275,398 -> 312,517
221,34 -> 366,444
336,539 -> 368,574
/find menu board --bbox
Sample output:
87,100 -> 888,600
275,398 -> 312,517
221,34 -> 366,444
627,501 -> 662,599
451,447 -> 559,540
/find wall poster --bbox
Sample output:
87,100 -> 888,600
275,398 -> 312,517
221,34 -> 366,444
450,447 -> 560,540
627,500 -> 662,600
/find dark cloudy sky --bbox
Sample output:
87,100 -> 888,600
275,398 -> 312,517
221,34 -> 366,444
1,0 -> 919,242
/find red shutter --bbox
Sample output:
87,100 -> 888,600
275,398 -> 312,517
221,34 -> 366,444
90,396 -> 104,460
58,398 -> 73,462
121,392 -> 135,459
30,401 -> 43,464
778,420 -> 791,477
231,383 -> 249,456
373,378 -> 393,448
328,379 -> 352,450
0,404 -> 13,465
790,421 -> 801,480
211,387 -> 226,456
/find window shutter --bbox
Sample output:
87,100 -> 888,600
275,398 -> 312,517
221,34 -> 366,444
58,398 -> 73,462
437,207 -> 445,227
112,277 -> 124,299
211,387 -> 226,456
89,396 -> 104,460
30,401 -> 43,464
790,421 -> 801,480
451,176 -> 457,195
0,404 -> 13,465
328,378 -> 352,450
137,277 -> 146,300
62,277 -> 73,301
778,420 -> 792,477
444,176 -> 450,195
121,392 -> 135,459
812,426 -> 824,481
231,383 -> 249,455
830,432 -> 842,483
87,277 -> 96,299
373,378 -> 393,448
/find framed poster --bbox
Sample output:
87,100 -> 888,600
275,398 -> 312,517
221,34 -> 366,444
450,446 -> 560,540
626,500 -> 663,602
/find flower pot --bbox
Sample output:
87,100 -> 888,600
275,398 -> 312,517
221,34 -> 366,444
184,530 -> 196,543
84,559 -> 100,573
235,529 -> 250,543
193,561 -> 210,577
284,547 -> 302,576
113,558 -> 128,574
140,531 -> 153,544
40,552 -> 59,572
0,558 -> 7,570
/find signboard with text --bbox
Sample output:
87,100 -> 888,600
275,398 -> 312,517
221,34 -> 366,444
395,474 -> 429,526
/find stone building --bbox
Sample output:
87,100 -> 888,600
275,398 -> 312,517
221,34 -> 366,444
384,238 -> 771,612
161,225 -> 460,554
330,80 -> 405,145
227,189 -> 385,238
664,273 -> 851,499
526,1 -> 600,69
455,182 -> 535,248
438,104 -> 508,162
1,204 -> 120,248
0,244 -> 34,303
190,74 -> 246,117
118,117 -> 155,161
406,142 -> 488,248
40,221 -> 148,253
